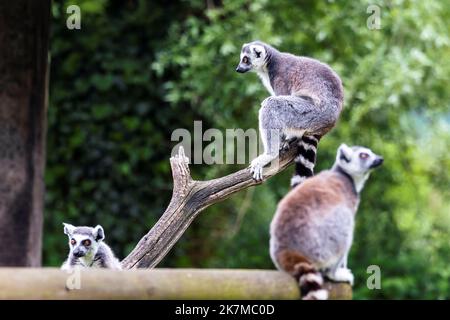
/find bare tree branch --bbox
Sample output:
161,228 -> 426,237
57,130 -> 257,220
121,141 -> 300,269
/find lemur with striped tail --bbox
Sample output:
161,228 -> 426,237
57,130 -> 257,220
270,144 -> 383,299
236,41 -> 343,186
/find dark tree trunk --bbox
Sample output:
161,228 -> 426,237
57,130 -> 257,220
0,1 -> 50,266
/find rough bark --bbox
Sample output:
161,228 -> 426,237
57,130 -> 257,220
0,1 -> 50,266
0,268 -> 352,300
122,142 -> 300,269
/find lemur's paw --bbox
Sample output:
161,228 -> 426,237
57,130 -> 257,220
249,163 -> 263,181
280,136 -> 297,151
250,155 -> 274,181
328,268 -> 354,285
280,140 -> 290,151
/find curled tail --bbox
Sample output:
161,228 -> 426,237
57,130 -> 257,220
294,262 -> 328,300
290,135 -> 321,188
275,250 -> 328,300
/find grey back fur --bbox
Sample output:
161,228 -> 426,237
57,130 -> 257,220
269,144 -> 383,299
236,41 -> 344,185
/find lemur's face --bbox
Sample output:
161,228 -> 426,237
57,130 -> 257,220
236,42 -> 267,73
337,144 -> 383,177
63,223 -> 104,258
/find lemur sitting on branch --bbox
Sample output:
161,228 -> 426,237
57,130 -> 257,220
61,223 -> 121,270
236,41 -> 344,186
270,144 -> 383,299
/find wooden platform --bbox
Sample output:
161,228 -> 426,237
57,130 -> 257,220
0,268 -> 352,300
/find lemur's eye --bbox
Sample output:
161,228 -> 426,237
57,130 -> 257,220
70,239 -> 76,245
359,152 -> 369,159
83,239 -> 91,247
242,56 -> 249,64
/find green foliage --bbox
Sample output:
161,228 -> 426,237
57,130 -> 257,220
47,0 -> 449,299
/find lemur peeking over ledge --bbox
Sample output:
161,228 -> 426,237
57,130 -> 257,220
236,41 -> 344,186
61,223 -> 121,270
270,144 -> 383,300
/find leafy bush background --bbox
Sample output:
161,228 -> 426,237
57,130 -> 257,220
46,0 -> 450,299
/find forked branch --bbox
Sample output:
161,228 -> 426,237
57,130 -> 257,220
121,141 -> 300,269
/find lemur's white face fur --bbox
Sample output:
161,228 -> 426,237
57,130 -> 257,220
236,42 -> 268,73
63,223 -> 105,261
336,144 -> 383,192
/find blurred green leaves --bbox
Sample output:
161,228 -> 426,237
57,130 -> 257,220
47,0 -> 449,299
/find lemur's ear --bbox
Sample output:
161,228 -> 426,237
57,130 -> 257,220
93,225 -> 105,241
338,143 -> 352,162
63,223 -> 75,236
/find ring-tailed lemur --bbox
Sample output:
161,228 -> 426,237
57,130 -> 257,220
270,144 -> 383,299
61,223 -> 122,270
236,41 -> 344,186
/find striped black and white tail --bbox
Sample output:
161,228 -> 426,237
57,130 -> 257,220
290,135 -> 321,188
295,263 -> 328,300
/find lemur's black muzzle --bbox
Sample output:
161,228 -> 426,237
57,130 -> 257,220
369,157 -> 384,168
73,249 -> 85,258
236,64 -> 250,73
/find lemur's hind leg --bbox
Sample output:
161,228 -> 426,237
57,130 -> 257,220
323,251 -> 354,285
250,95 -> 330,181
250,125 -> 282,181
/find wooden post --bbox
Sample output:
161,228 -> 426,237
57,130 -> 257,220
0,1 -> 50,266
0,268 -> 352,300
